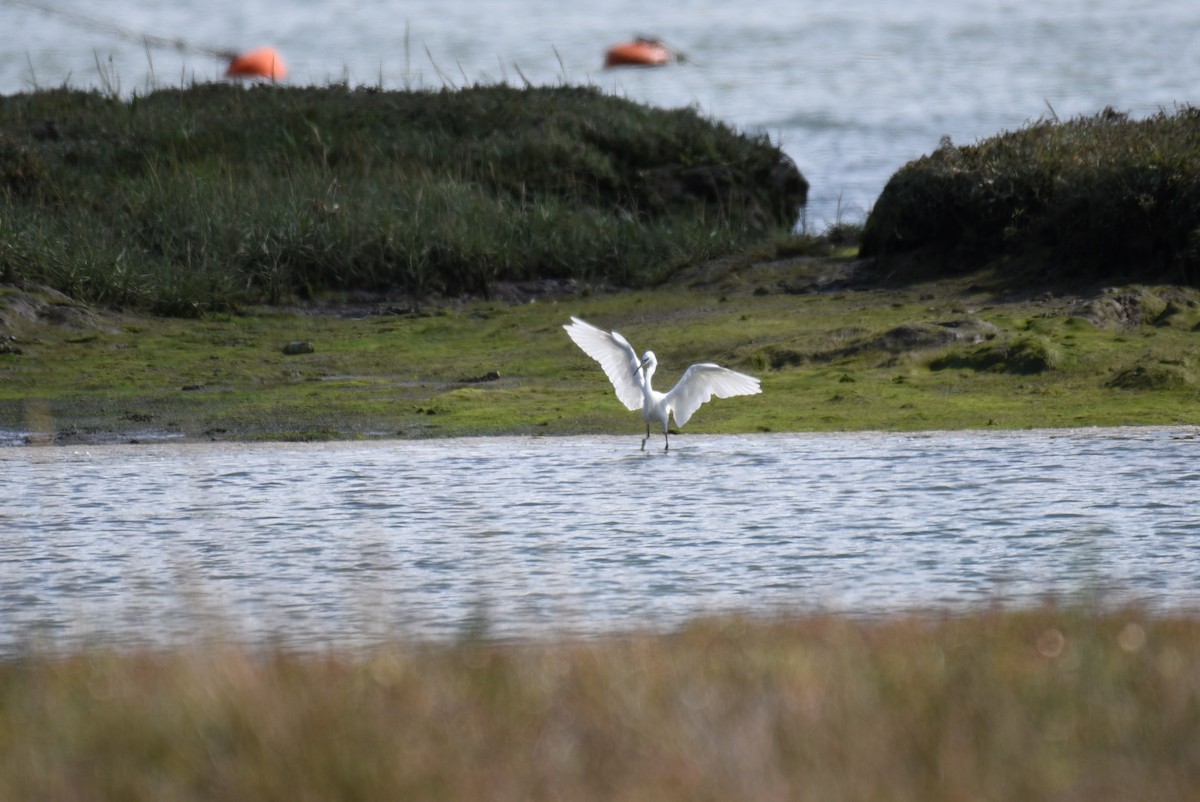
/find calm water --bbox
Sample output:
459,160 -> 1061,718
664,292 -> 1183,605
2,428 -> 1199,652
4,0 -> 1199,224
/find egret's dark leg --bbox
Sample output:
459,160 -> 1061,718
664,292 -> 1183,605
663,426 -> 670,451
641,423 -> 650,451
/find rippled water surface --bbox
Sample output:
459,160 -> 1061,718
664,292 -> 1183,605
3,429 -> 1199,652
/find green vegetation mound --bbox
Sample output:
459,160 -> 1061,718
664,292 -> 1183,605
860,107 -> 1200,286
930,334 -> 1063,375
1106,359 -> 1195,390
0,84 -> 805,314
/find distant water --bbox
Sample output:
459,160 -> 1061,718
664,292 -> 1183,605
2,428 -> 1199,653
4,0 -> 1199,225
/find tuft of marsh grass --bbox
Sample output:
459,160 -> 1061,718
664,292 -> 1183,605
2,607 -> 1199,801
930,334 -> 1065,375
0,84 -> 805,314
861,106 -> 1200,286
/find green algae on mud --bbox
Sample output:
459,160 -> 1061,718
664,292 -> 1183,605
3,255 -> 1200,445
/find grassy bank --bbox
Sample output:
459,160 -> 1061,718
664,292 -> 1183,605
862,106 -> 1200,286
0,84 -> 804,314
3,607 -> 1198,801
3,249 -> 1200,444
4,92 -> 1200,442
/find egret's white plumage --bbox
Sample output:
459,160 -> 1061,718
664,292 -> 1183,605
564,316 -> 762,450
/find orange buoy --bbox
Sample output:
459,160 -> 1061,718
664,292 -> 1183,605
225,47 -> 288,81
603,37 -> 673,68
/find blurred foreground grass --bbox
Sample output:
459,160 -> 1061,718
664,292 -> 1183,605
3,607 -> 1198,801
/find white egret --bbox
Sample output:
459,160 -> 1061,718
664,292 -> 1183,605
563,316 -> 762,451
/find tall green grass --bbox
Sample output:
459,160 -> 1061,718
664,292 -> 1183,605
861,106 -> 1200,286
0,84 -> 805,314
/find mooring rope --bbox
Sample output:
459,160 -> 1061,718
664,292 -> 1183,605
4,0 -> 236,59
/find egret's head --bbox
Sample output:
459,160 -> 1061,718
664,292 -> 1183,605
637,351 -> 657,374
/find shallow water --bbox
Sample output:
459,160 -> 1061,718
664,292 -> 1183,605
2,428 -> 1198,652
4,0 -> 1199,224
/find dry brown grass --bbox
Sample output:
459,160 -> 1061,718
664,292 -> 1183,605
3,607 -> 1199,801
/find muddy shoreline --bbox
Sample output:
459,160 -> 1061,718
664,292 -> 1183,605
4,253 -> 1199,446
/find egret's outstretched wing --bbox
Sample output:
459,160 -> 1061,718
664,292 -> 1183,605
666,363 -> 761,427
563,317 -> 645,411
